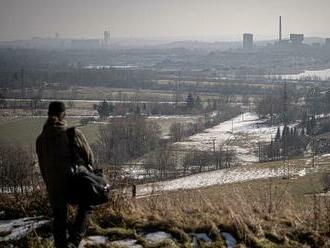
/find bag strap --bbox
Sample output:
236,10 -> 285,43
67,127 -> 93,172
67,127 -> 76,170
67,127 -> 75,144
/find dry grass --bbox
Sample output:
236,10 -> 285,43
0,191 -> 51,219
2,160 -> 330,247
88,170 -> 330,247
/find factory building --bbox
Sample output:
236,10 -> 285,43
290,34 -> 304,45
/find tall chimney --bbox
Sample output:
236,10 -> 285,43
279,16 -> 282,41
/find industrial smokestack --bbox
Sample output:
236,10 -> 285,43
279,16 -> 282,41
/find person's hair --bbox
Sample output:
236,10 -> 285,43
48,101 -> 66,117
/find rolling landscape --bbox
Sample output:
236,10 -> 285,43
1,0 -> 330,247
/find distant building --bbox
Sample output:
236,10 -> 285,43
325,38 -> 330,48
243,33 -> 253,50
279,16 -> 282,42
104,30 -> 110,46
71,39 -> 101,49
290,34 -> 304,45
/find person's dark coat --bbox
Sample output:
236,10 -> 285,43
36,116 -> 93,208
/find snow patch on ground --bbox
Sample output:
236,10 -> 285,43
297,168 -> 307,177
190,233 -> 212,243
138,166 -> 310,197
148,115 -> 199,120
221,232 -> 237,248
316,191 -> 330,197
126,112 -> 299,180
79,236 -> 108,247
0,217 -> 49,242
305,159 -> 313,166
145,231 -> 172,243
175,112 -> 297,163
79,230 -> 238,247
111,239 -> 143,248
80,232 -> 172,248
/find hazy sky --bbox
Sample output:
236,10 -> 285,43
0,0 -> 329,41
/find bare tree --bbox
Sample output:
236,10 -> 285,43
95,116 -> 161,166
170,123 -> 184,142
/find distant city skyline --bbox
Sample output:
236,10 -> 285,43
0,0 -> 329,42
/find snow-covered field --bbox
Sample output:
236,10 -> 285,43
125,112 -> 298,180
137,165 -> 309,197
269,68 -> 330,81
175,112 -> 296,163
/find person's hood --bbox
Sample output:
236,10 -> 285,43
46,116 -> 66,127
42,116 -> 67,137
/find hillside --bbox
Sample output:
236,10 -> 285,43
1,154 -> 330,247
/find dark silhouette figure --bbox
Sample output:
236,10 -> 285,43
36,101 -> 94,248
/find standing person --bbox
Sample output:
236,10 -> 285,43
36,101 -> 94,248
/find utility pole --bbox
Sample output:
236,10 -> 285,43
312,138 -> 315,168
212,138 -> 216,154
279,16 -> 282,42
283,82 -> 288,126
212,138 -> 217,169
282,82 -> 288,160
20,68 -> 24,108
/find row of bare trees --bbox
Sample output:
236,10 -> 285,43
169,119 -> 205,142
138,146 -> 236,182
91,111 -> 239,182
92,116 -> 161,166
170,104 -> 241,142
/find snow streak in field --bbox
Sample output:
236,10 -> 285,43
138,166 -> 308,197
175,112 -> 295,163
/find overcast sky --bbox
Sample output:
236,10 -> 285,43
0,0 -> 329,41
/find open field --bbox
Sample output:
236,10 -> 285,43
136,153 -> 330,197
0,117 -> 100,147
4,85 -> 258,103
0,115 -> 201,147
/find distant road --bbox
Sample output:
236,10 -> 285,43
4,98 -> 186,104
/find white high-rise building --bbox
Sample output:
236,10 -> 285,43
104,30 -> 110,46
243,33 -> 253,50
